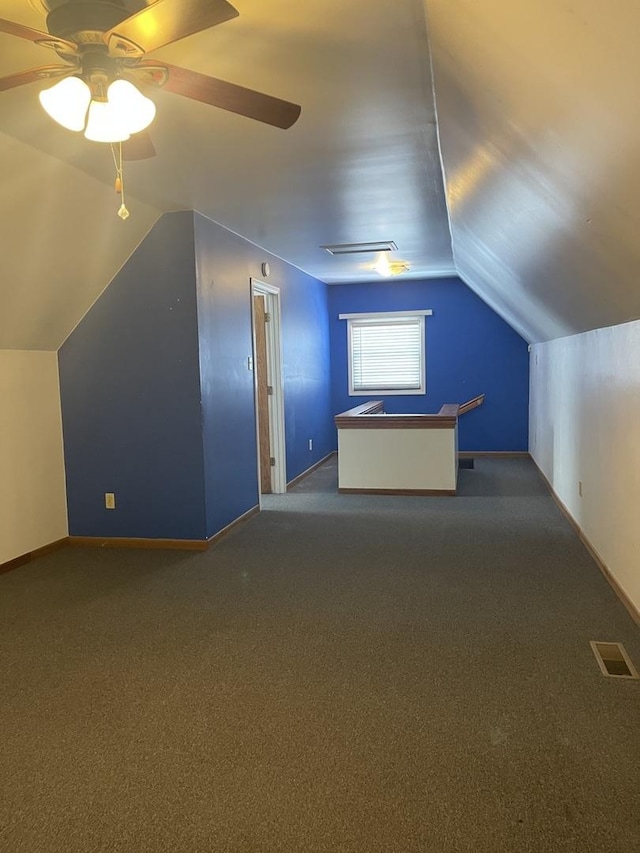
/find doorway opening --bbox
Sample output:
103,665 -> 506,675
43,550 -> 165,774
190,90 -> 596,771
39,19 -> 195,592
251,279 -> 287,498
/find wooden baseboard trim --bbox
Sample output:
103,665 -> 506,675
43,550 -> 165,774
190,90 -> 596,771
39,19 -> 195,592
0,537 -> 69,576
69,536 -> 210,551
287,452 -> 336,491
207,505 -> 260,547
339,487 -> 456,496
2,506 -> 262,571
532,458 -> 640,627
458,451 -> 531,458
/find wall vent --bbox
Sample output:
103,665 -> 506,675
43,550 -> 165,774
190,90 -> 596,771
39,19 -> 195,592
590,641 -> 639,679
321,241 -> 398,256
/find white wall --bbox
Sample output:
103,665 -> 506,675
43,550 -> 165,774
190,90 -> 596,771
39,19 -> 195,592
530,320 -> 640,615
0,351 -> 68,564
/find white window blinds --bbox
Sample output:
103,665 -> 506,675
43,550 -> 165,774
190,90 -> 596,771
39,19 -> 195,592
348,315 -> 425,394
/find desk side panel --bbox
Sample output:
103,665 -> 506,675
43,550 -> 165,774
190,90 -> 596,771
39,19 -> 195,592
337,428 -> 457,491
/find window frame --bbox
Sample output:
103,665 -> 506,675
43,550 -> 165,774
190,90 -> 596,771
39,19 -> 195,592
339,310 -> 432,397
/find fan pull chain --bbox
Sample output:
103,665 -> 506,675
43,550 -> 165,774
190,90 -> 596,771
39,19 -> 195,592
111,142 -> 130,220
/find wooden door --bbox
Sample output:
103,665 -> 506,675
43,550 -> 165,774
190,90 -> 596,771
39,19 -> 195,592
253,294 -> 272,494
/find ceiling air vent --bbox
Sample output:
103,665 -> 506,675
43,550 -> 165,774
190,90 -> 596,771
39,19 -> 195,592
321,241 -> 398,256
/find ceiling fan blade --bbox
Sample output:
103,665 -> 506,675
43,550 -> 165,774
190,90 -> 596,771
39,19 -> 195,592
0,18 -> 77,56
122,131 -> 157,161
105,0 -> 238,58
0,65 -> 73,93
152,62 -> 302,129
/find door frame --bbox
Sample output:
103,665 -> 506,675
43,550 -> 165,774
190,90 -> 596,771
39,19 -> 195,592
250,279 -> 287,496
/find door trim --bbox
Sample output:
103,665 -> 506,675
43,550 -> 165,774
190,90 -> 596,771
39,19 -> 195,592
251,279 -> 287,496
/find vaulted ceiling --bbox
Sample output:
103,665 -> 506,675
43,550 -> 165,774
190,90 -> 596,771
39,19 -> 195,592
426,0 -> 640,342
1,0 -> 639,350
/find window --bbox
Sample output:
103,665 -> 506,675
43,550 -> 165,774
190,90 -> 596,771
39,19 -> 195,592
339,310 -> 431,396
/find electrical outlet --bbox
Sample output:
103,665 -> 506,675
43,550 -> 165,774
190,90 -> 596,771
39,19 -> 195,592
308,439 -> 313,451
105,492 -> 116,510
578,481 -> 583,498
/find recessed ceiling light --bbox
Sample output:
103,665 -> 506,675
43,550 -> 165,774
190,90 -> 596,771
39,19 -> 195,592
373,254 -> 411,277
321,241 -> 398,256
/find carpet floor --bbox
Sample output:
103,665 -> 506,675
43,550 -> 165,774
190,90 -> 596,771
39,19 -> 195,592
1,457 -> 639,852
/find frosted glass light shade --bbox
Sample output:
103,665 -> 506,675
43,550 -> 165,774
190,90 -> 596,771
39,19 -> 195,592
39,75 -> 155,142
107,79 -> 156,135
84,100 -> 130,143
39,76 -> 91,132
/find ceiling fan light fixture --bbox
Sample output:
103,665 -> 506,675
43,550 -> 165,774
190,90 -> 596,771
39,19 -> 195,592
39,76 -> 91,132
84,99 -> 130,143
39,75 -> 155,143
84,80 -> 156,143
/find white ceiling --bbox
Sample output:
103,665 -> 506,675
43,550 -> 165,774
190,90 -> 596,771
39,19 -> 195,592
0,130 -> 159,350
425,0 -> 640,342
2,0 -> 640,350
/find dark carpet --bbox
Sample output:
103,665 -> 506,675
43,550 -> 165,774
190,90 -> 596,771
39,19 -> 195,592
1,457 -> 639,852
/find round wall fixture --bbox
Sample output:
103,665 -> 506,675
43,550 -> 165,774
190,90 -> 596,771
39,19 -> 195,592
261,262 -> 271,278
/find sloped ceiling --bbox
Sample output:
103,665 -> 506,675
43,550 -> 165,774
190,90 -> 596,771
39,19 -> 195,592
0,0 -> 454,350
425,0 -> 640,342
0,131 -> 159,350
4,0 -> 637,351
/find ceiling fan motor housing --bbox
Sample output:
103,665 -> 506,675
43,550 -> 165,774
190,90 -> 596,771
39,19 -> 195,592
45,0 -> 133,43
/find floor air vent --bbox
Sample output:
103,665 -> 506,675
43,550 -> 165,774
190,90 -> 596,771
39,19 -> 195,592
590,641 -> 639,679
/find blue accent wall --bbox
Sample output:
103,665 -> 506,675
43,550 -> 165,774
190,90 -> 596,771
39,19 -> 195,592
59,212 -> 207,539
194,214 -> 333,538
328,277 -> 529,451
58,211 -> 334,542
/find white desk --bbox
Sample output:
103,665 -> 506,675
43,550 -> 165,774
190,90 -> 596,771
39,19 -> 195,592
334,401 -> 460,495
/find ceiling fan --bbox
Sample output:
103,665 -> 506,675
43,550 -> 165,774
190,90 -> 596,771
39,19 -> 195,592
0,0 -> 302,159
